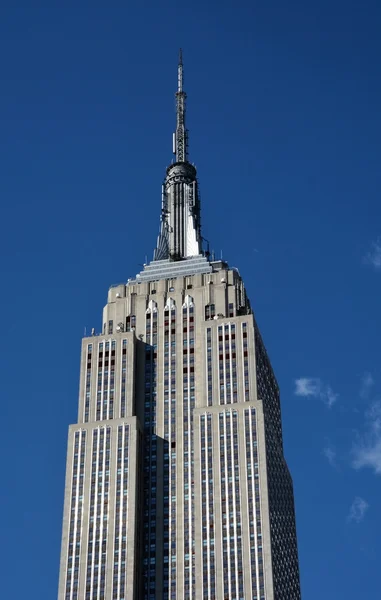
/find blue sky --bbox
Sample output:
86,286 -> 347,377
1,1 -> 380,598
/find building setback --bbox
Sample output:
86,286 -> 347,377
57,51 -> 301,600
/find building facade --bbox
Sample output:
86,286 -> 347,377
57,52 -> 301,600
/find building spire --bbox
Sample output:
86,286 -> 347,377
153,51 -> 202,261
173,48 -> 188,162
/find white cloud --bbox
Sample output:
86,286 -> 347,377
325,386 -> 338,408
360,372 -> 374,399
294,377 -> 338,408
347,497 -> 369,523
323,445 -> 336,467
295,377 -> 321,397
365,238 -> 381,270
352,401 -> 381,475
365,401 -> 381,432
353,440 -> 381,475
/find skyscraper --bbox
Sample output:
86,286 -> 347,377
58,52 -> 301,600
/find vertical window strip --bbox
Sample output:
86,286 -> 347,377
251,408 -> 264,598
206,328 -> 212,407
219,324 -> 237,405
232,411 -> 244,597
219,413 -> 229,597
225,324 -> 232,404
113,424 -> 130,600
108,340 -> 116,420
170,309 -> 177,598
207,415 -> 216,596
163,308 -> 170,442
226,412 -> 236,597
220,411 -> 242,598
230,324 -> 238,404
143,307 -> 158,600
65,430 -> 86,600
99,427 -> 111,598
200,415 -> 208,598
86,429 -> 99,600
218,326 -> 224,404
94,428 -> 104,598
245,408 -> 263,599
182,304 -> 188,598
113,427 -> 123,599
101,341 -> 110,421
245,409 -> 258,599
96,344 -> 104,421
163,305 -> 176,596
201,414 -> 215,600
120,340 -> 127,418
84,345 -> 92,422
242,323 -> 250,401
183,301 -> 195,598
143,311 -> 151,599
119,425 -> 129,598
85,428 -> 111,600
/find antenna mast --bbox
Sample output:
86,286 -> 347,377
173,48 -> 188,162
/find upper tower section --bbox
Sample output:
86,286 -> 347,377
154,50 -> 202,262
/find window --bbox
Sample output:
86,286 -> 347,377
205,304 -> 215,320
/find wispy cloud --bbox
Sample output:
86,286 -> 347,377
325,386 -> 338,408
323,445 -> 336,467
352,401 -> 381,475
364,238 -> 381,270
294,377 -> 338,408
360,372 -> 374,400
366,401 -> 381,432
347,497 -> 369,523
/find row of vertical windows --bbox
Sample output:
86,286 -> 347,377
254,324 -> 301,598
218,323 -> 238,404
254,323 -> 282,445
96,341 -> 116,421
163,302 -> 176,597
143,303 -> 158,600
85,427 -> 111,600
120,340 -> 127,418
219,411 -> 244,599
242,323 -> 250,401
112,425 -> 130,600
65,430 -> 86,600
200,414 -> 216,599
87,339 -> 127,421
84,345 -> 92,422
206,328 -> 213,407
245,408 -> 265,599
183,299 -> 195,598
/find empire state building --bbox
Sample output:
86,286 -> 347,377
57,51 -> 301,600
